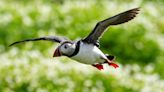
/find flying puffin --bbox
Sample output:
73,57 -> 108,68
9,8 -> 140,70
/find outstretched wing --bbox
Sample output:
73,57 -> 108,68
83,8 -> 140,44
9,36 -> 69,46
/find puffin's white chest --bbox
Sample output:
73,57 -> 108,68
71,42 -> 107,64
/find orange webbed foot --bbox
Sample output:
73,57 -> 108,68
92,64 -> 104,70
108,62 -> 119,68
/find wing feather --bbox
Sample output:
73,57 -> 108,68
83,8 -> 140,44
9,36 -> 69,46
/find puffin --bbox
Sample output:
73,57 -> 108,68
9,8 -> 139,70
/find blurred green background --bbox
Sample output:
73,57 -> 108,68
0,0 -> 164,92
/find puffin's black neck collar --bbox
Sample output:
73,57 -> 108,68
68,41 -> 81,57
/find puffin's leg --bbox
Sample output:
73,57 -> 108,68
104,60 -> 119,68
92,64 -> 104,70
104,54 -> 118,68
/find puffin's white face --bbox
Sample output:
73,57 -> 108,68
53,42 -> 75,57
60,43 -> 75,55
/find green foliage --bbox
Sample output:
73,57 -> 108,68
0,0 -> 164,92
101,26 -> 160,65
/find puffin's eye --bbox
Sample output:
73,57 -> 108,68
64,45 -> 67,49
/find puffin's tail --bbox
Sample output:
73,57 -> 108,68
106,55 -> 115,61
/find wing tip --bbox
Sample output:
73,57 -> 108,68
8,44 -> 13,47
130,7 -> 140,15
8,42 -> 20,47
123,7 -> 140,22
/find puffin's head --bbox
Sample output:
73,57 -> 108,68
53,41 -> 75,57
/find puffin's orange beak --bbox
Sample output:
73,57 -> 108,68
53,47 -> 62,57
